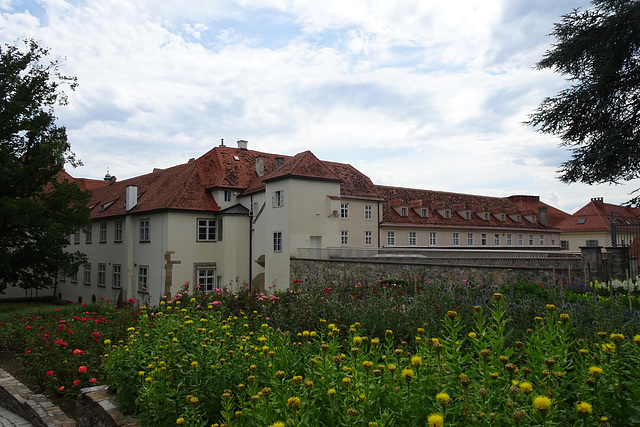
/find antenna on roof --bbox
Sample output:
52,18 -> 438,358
220,138 -> 225,147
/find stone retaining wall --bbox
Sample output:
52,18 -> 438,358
76,385 -> 139,427
291,257 -> 584,288
0,368 -> 74,427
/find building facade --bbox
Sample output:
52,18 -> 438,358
56,141 -> 563,305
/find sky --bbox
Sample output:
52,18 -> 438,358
2,0 -> 638,214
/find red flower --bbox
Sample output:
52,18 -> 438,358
78,365 -> 88,373
73,349 -> 84,356
89,378 -> 97,383
24,350 -> 31,355
58,386 -> 65,392
46,370 -> 54,376
74,379 -> 81,386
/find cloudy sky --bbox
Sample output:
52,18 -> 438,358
2,0 -> 637,213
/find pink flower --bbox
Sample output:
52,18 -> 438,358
24,350 -> 31,355
46,370 -> 54,376
78,365 -> 88,373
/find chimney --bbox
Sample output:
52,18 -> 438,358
275,156 -> 284,169
109,175 -> 117,184
538,206 -> 548,227
256,156 -> 265,177
591,197 -> 604,205
125,185 -> 137,211
237,139 -> 248,150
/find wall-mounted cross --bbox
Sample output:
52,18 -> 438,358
164,251 -> 181,299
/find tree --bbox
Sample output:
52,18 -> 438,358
0,39 -> 91,294
527,0 -> 640,204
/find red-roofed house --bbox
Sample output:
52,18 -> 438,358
57,141 -> 564,304
555,197 -> 640,251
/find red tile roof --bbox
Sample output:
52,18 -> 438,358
507,195 -> 570,228
555,197 -> 640,232
377,186 -> 557,230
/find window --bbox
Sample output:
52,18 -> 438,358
197,268 -> 218,292
484,213 -> 489,221
467,233 -> 474,246
387,231 -> 396,246
340,203 -> 349,218
429,232 -> 437,246
401,207 -> 408,217
59,271 -> 66,282
506,234 -> 512,246
481,234 -> 488,246
139,219 -> 150,242
539,235 -> 545,246
71,270 -> 78,283
99,223 -> 107,243
224,190 -> 232,202
551,237 -> 556,246
452,233 -> 460,246
365,231 -> 372,246
83,263 -> 91,285
85,225 -> 92,244
112,264 -> 121,288
444,210 -> 451,219
273,190 -> 284,208
586,239 -> 599,247
561,240 -> 570,250
501,214 -> 505,221
197,219 -> 217,241
528,234 -> 534,245
409,232 -> 417,246
465,212 -> 471,220
138,266 -> 149,292
114,220 -> 123,242
98,263 -> 106,287
273,231 -> 283,252
364,205 -> 372,220
341,231 -> 349,245
518,234 -> 524,246
494,234 -> 500,246
421,208 -> 428,218
74,229 -> 80,244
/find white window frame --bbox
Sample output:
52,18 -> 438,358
112,264 -> 121,289
341,230 -> 349,245
99,223 -> 107,243
197,267 -> 219,292
506,234 -> 512,246
529,234 -> 534,246
539,235 -> 545,246
494,234 -> 500,246
586,239 -> 599,247
429,232 -> 437,246
518,234 -> 524,246
467,233 -> 474,246
98,263 -> 106,287
197,218 -> 218,241
138,265 -> 149,293
481,233 -> 488,246
224,190 -> 232,202
421,208 -> 428,218
85,225 -> 92,244
409,232 -> 417,246
114,220 -> 123,243
83,263 -> 91,285
273,190 -> 284,208
401,207 -> 408,217
139,219 -> 150,242
74,229 -> 80,244
364,205 -> 372,220
71,271 -> 78,283
365,231 -> 372,246
452,233 -> 460,246
387,231 -> 396,246
561,240 -> 570,250
273,231 -> 283,252
340,203 -> 349,218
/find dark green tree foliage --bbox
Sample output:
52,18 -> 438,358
0,40 -> 90,293
528,0 -> 640,204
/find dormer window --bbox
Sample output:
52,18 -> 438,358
224,190 -> 232,202
444,210 -> 451,219
501,214 -> 505,221
465,212 -> 471,220
484,213 -> 489,221
421,208 -> 428,218
401,207 -> 408,217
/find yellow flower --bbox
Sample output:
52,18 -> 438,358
191,361 -> 198,369
287,396 -> 301,410
576,401 -> 593,414
560,313 -> 570,322
634,335 -> 640,345
468,332 -> 477,339
402,368 -> 414,382
103,339 -> 111,345
519,382 -> 533,395
176,417 -> 185,425
353,336 -> 362,345
388,364 -> 397,372
427,413 -> 444,427
435,392 -> 450,405
533,395 -> 552,412
342,377 -> 351,386
371,337 -> 380,346
268,423 -> 285,427
327,388 -> 336,397
589,366 -> 603,378
411,356 -> 423,367
546,304 -> 556,311
610,333 -> 624,342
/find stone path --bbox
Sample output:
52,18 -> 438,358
0,405 -> 32,427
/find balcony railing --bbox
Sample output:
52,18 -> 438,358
296,247 -> 582,261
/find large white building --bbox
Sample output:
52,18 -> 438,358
56,140 -> 563,305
